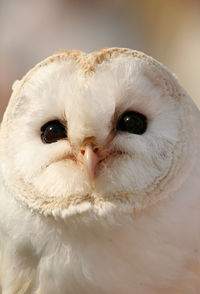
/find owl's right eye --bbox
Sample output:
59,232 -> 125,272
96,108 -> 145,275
41,120 -> 67,144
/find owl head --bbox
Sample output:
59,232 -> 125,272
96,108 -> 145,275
0,48 -> 197,218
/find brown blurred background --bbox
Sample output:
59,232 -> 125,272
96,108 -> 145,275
1,0 -> 200,120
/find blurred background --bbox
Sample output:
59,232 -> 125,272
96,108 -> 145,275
1,0 -> 200,120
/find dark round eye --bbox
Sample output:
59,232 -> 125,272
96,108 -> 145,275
41,120 -> 67,144
116,111 -> 147,135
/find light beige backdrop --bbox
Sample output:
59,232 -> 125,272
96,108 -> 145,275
1,0 -> 200,120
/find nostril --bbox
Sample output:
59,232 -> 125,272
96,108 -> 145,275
94,147 -> 99,154
81,150 -> 85,155
81,147 -> 98,155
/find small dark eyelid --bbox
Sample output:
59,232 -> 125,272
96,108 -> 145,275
117,110 -> 148,120
41,120 -> 65,132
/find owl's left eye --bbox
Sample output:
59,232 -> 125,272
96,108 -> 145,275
41,120 -> 67,144
116,111 -> 147,135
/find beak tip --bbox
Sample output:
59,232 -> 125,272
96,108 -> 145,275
90,179 -> 96,189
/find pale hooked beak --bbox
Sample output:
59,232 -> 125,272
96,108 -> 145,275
81,144 -> 100,184
81,145 -> 100,183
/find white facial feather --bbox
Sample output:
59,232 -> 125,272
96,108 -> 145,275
0,48 -> 200,293
0,50 -> 192,214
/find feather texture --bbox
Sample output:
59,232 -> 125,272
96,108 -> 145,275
0,47 -> 200,293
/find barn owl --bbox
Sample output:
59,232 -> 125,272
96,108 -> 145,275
0,47 -> 200,294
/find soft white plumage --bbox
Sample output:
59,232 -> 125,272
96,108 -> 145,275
0,47 -> 200,293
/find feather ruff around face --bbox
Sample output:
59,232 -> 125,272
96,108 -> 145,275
0,47 -> 195,218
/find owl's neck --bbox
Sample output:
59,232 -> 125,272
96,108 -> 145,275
1,172 -> 200,293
